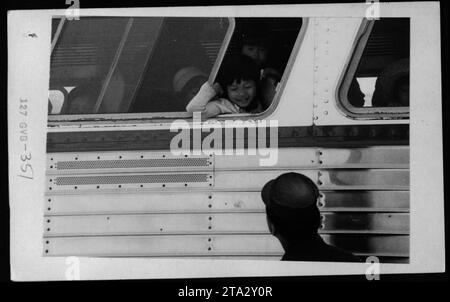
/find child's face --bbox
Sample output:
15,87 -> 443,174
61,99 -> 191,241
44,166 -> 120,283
227,79 -> 257,108
242,44 -> 268,67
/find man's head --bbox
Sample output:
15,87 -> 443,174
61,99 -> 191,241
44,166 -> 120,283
261,173 -> 321,241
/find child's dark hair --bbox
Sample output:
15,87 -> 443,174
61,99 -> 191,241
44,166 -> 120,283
216,55 -> 261,111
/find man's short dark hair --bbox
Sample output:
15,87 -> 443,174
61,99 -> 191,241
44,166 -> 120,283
262,173 -> 322,239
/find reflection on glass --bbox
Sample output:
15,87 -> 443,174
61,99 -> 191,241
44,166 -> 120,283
348,18 -> 410,108
49,17 -> 230,115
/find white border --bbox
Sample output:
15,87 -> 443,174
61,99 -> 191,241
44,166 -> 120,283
8,2 -> 444,281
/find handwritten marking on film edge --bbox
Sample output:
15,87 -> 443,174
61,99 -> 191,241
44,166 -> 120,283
17,98 -> 34,180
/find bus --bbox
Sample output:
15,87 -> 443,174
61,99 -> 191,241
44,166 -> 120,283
44,5 -> 416,263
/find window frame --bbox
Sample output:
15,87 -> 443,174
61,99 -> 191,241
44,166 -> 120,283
212,17 -> 308,123
336,18 -> 410,120
48,16 -> 307,126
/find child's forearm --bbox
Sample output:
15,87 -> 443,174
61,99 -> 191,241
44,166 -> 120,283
186,82 -> 217,113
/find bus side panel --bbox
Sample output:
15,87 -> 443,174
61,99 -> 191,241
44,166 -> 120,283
44,145 -> 409,262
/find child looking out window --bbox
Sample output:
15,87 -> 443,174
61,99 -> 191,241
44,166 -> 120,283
186,55 -> 263,118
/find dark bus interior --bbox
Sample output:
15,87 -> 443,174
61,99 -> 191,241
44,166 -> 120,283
349,18 -> 410,108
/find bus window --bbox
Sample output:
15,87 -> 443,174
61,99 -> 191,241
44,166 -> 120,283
338,18 -> 410,118
48,17 -> 303,121
49,17 -> 231,116
218,18 -> 303,114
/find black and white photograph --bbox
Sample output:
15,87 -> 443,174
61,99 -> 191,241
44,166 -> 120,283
7,1 -> 445,281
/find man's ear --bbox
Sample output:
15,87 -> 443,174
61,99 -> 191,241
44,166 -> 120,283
266,215 -> 276,235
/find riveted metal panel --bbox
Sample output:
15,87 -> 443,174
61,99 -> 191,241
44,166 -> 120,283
44,192 -> 264,215
43,234 -> 408,258
213,169 -> 409,190
319,213 -> 409,234
214,148 -> 318,170
325,234 -> 409,257
318,146 -> 409,168
317,169 -> 409,189
267,189 -> 407,213
317,191 -> 409,212
45,190 -> 409,216
44,213 -> 408,237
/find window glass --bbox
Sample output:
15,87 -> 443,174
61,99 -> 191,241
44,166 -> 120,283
346,18 -> 410,109
49,17 -> 230,115
49,17 -> 303,119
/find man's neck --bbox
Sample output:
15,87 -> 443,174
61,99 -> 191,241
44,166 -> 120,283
278,233 -> 322,251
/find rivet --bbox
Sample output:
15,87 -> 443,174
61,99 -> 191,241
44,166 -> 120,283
323,111 -> 328,115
